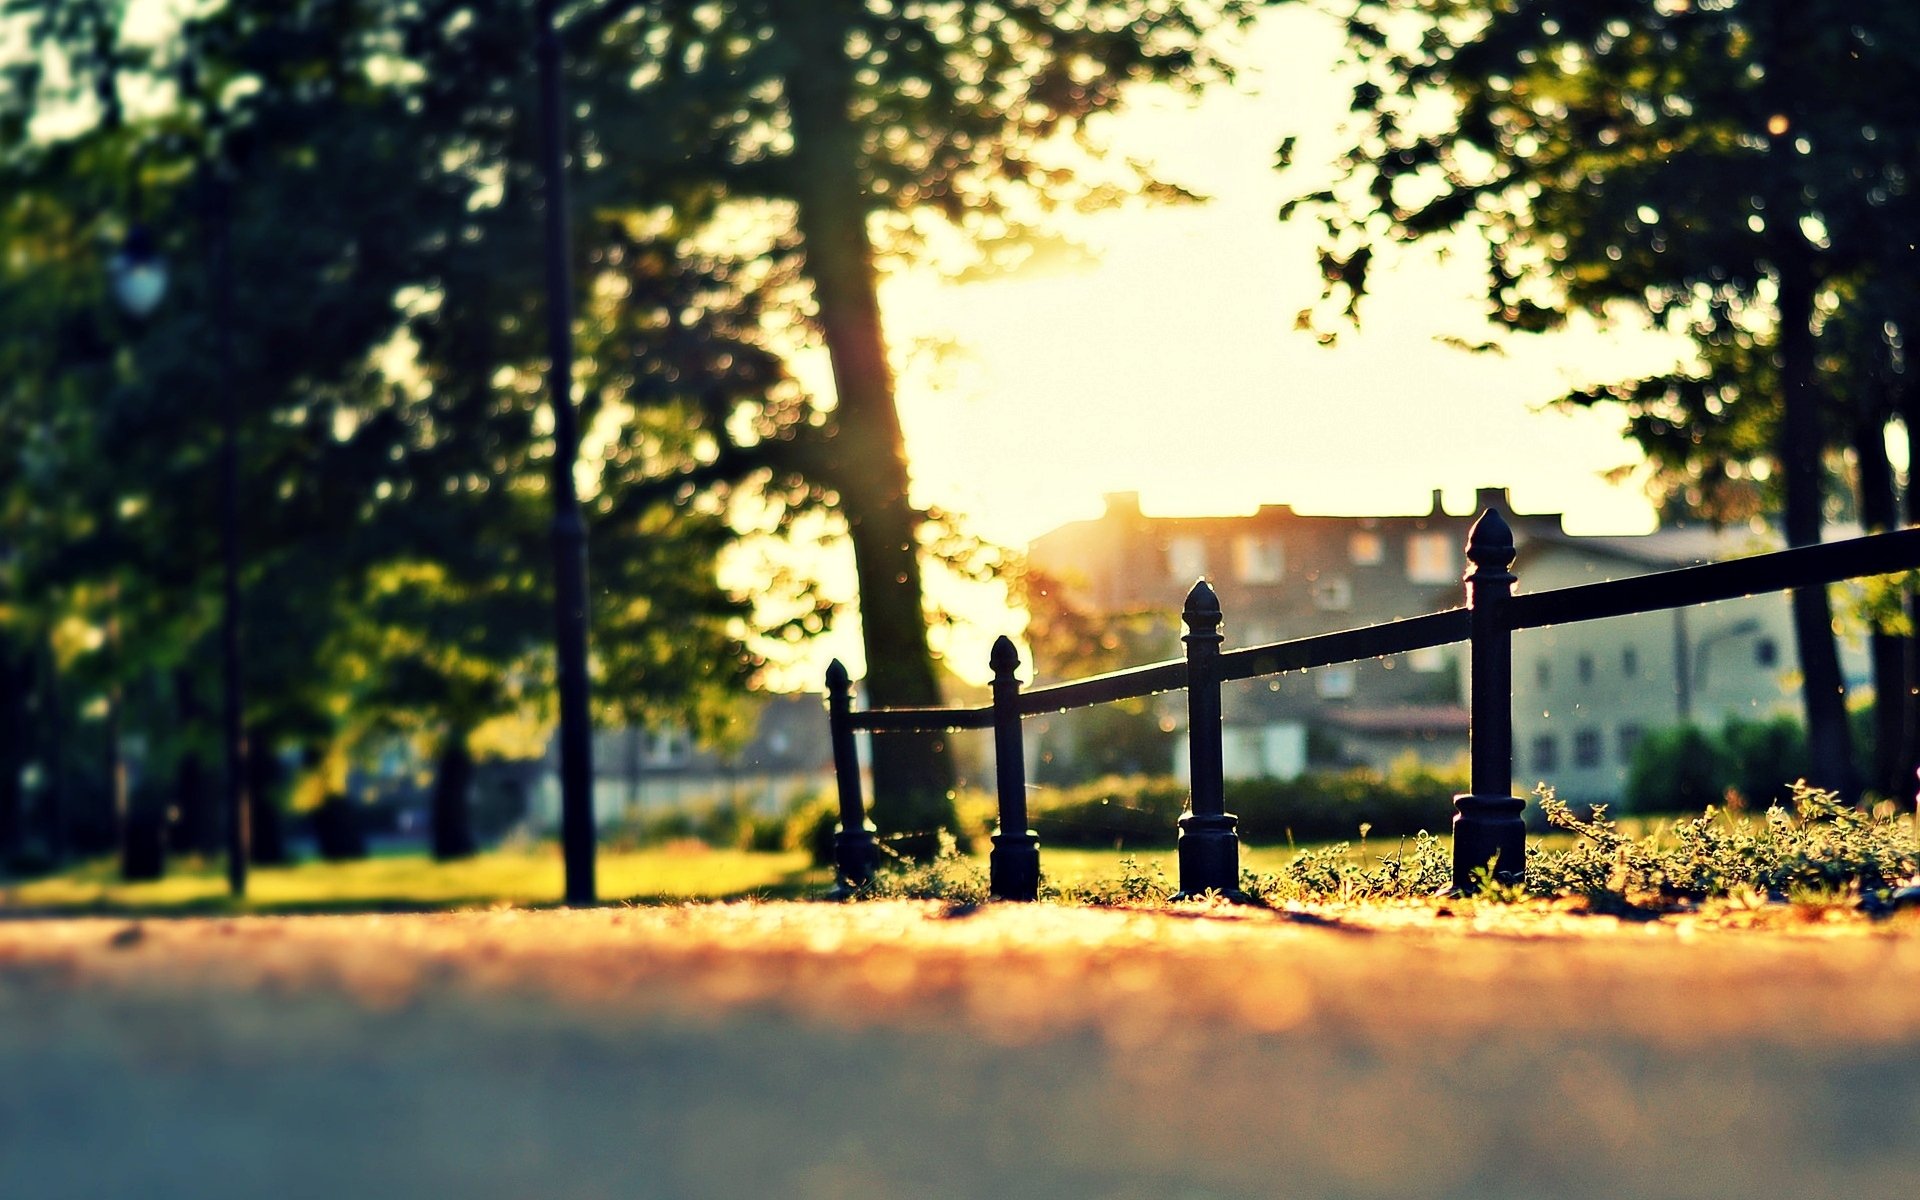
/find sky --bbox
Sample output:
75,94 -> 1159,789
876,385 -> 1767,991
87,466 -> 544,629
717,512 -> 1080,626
752,6 -> 1696,688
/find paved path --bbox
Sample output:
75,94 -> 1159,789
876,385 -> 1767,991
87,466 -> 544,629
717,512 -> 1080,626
2,902 -> 1918,1199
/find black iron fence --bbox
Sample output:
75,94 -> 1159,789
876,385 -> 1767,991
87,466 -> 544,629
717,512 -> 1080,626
827,510 -> 1920,900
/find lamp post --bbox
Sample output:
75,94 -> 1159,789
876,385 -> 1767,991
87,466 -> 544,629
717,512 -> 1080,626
536,0 -> 597,905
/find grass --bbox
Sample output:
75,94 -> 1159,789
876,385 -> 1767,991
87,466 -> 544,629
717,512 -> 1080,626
863,785 -> 1920,913
9,785 -> 1915,918
1,843 -> 826,915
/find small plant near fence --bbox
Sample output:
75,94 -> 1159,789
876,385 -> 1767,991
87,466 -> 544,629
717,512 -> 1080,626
856,782 -> 1919,914
828,509 -> 1920,905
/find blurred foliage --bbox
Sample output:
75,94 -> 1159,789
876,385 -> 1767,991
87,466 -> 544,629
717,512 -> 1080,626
1288,0 -> 1920,797
0,0 -> 801,862
1531,782 -> 1919,910
2,0 -> 1256,867
966,757 -> 1473,850
1625,709 -> 1890,815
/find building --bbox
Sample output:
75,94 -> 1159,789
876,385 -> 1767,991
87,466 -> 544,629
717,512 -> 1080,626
1026,487 -> 1567,782
1509,525 -> 1869,806
1025,490 -> 1868,803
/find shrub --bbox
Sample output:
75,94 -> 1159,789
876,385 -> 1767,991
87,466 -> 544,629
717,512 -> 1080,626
1625,724 -> 1737,813
1014,760 -> 1469,849
784,794 -> 841,867
1720,716 -> 1810,809
857,832 -> 989,903
312,796 -> 369,861
1530,783 -> 1920,906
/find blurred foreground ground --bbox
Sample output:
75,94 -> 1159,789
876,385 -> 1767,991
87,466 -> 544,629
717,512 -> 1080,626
2,902 -> 1918,1199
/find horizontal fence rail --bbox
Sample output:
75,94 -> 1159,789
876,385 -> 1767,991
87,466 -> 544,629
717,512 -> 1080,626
1221,608 -> 1471,682
852,706 -> 994,733
826,512 -> 1920,903
1509,527 -> 1920,630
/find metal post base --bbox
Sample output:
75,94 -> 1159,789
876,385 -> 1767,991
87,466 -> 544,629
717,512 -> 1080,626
1172,811 -> 1249,902
1451,793 -> 1527,893
989,830 -> 1041,901
828,822 -> 881,900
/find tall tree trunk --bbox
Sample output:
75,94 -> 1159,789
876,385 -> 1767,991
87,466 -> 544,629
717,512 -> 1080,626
41,642 -> 67,863
0,646 -> 26,866
1775,257 -> 1855,796
172,669 -> 213,854
778,0 -> 955,844
1852,410 -> 1908,800
246,722 -> 290,865
431,724 -> 478,861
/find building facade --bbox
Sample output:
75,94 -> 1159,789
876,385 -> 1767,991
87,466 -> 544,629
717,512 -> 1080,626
1508,527 -> 1868,806
1025,490 -> 1867,803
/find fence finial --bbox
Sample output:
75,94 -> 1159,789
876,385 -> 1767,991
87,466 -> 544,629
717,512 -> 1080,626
1465,508 -> 1516,576
990,634 -> 1019,675
826,658 -> 850,690
1183,578 -> 1221,629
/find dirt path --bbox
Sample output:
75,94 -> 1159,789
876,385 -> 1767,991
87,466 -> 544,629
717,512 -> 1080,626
2,902 -> 1917,1199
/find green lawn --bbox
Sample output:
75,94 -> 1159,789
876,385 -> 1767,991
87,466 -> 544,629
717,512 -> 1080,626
0,844 -> 829,915
0,833 -> 1482,917
1,840 -> 1378,916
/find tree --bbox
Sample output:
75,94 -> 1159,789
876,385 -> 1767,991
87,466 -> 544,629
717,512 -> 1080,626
561,0 -> 1255,841
0,0 -> 800,871
1284,0 -> 1920,797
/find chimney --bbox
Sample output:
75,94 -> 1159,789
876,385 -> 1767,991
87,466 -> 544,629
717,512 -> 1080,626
1104,491 -> 1142,520
1429,488 -> 1446,516
1475,486 -> 1511,515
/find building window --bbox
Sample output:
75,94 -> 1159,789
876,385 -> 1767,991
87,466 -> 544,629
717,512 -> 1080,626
1406,532 -> 1455,584
1577,654 -> 1594,684
1573,728 -> 1602,768
1311,576 -> 1353,611
1168,535 -> 1207,583
647,729 -> 690,766
1234,534 -> 1285,583
1755,638 -> 1779,667
1617,724 -> 1644,764
1532,735 -> 1558,772
1622,646 -> 1639,677
1408,645 -> 1447,673
1349,531 -> 1384,565
1317,664 -> 1356,698
1535,659 -> 1550,689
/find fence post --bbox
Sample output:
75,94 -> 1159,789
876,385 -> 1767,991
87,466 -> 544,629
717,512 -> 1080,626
825,659 -> 879,895
988,636 -> 1040,901
1174,580 -> 1245,900
1453,510 -> 1527,892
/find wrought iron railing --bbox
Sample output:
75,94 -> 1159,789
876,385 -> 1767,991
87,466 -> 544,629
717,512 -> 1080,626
826,510 -> 1920,900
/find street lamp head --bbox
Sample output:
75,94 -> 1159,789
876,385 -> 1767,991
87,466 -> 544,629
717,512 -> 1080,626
109,225 -> 169,318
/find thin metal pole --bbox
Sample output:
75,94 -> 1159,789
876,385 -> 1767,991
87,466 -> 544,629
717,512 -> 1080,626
210,170 -> 249,898
537,0 -> 596,905
1453,509 -> 1525,892
1173,579 -> 1243,900
988,636 -> 1039,901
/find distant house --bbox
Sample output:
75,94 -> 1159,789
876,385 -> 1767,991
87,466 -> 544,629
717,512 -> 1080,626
1509,525 -> 1869,806
1024,489 -> 1866,803
1026,487 -> 1565,781
525,693 -> 837,831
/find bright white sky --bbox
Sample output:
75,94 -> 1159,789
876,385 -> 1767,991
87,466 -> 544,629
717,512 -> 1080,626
756,7 -> 1694,689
